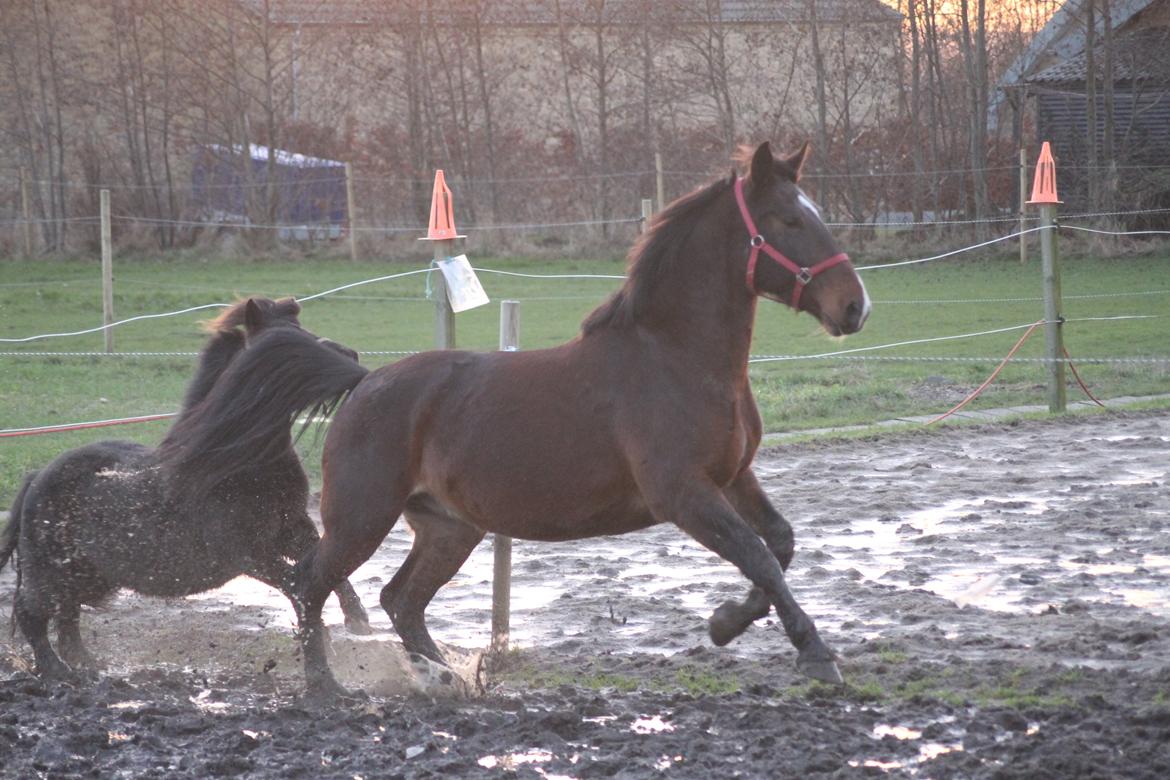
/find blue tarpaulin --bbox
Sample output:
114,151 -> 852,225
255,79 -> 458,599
192,144 -> 346,239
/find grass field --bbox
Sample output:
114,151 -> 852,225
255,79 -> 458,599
2,246 -> 1168,504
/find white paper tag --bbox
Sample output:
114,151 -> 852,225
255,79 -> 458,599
436,254 -> 490,313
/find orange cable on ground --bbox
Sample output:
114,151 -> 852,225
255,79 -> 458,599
926,320 -> 1046,425
1063,347 -> 1106,407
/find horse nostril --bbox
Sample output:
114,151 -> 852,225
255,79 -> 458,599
845,300 -> 864,331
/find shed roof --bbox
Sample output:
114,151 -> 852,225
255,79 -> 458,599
1026,25 -> 1170,86
244,0 -> 900,27
999,0 -> 1162,88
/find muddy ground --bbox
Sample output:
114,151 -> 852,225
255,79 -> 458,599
2,410 -> 1169,778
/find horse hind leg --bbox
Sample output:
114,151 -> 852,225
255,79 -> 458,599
380,498 -> 485,666
293,488 -> 407,700
282,510 -> 372,635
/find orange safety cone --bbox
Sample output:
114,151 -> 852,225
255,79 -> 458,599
1026,142 -> 1062,205
421,169 -> 466,240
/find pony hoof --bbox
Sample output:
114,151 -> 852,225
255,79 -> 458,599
344,618 -> 375,636
796,654 -> 844,685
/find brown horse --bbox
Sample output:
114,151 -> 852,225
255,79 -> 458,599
293,142 -> 871,699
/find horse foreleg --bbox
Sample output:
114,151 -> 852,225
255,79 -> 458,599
725,468 -> 794,569
283,512 -> 372,635
653,482 -> 842,684
709,469 -> 797,645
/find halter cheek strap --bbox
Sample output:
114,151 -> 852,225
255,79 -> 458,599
734,177 -> 850,310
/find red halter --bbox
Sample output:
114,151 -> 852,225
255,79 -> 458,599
734,176 -> 850,310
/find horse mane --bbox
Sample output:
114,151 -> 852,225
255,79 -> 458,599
582,173 -> 736,334
158,326 -> 368,500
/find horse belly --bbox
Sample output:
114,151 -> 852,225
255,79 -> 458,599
419,431 -> 652,542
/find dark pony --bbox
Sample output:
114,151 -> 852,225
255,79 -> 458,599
292,142 -> 872,700
1,298 -> 371,680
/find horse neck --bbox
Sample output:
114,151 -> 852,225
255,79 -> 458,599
638,210 -> 758,384
179,330 -> 246,415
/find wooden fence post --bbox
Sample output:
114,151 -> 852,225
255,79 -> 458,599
641,198 -> 653,233
20,167 -> 33,257
432,242 -> 456,350
100,189 -> 115,353
1027,142 -> 1065,413
655,151 -> 665,212
1038,203 -> 1066,413
491,300 -> 519,653
1019,148 -> 1028,265
345,162 -> 358,262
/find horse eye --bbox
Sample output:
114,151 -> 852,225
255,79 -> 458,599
783,214 -> 803,228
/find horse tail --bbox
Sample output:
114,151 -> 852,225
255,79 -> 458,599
157,327 -> 368,499
0,471 -> 35,574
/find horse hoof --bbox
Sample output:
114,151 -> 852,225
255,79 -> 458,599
796,654 -> 844,685
304,676 -> 365,706
708,604 -> 745,647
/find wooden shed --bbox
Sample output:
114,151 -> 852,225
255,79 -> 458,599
999,0 -> 1170,221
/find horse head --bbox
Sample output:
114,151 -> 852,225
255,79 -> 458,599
737,141 -> 870,336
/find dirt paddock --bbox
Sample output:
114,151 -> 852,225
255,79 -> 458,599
2,411 -> 1169,778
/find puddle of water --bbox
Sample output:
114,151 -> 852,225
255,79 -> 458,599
874,724 -> 922,740
477,749 -> 580,779
866,721 -> 965,772
630,714 -> 674,734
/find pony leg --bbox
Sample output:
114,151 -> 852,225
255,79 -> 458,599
283,512 -> 372,635
709,469 -> 797,646
647,480 -> 841,684
13,585 -> 73,680
57,602 -> 99,672
380,505 -> 485,665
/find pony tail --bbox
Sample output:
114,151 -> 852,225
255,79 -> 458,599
158,328 -> 368,500
0,471 -> 36,573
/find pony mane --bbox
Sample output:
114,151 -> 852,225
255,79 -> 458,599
582,174 -> 735,334
158,326 -> 368,501
201,296 -> 300,334
182,297 -> 301,412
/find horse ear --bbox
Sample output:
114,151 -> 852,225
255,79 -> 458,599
749,142 -> 775,187
244,298 -> 264,333
781,142 -> 811,181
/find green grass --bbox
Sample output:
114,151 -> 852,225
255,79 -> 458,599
2,247 -> 1168,504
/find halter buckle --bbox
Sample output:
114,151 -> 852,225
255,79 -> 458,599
750,235 -> 765,248
797,268 -> 813,285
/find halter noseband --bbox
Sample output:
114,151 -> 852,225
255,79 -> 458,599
734,176 -> 850,310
